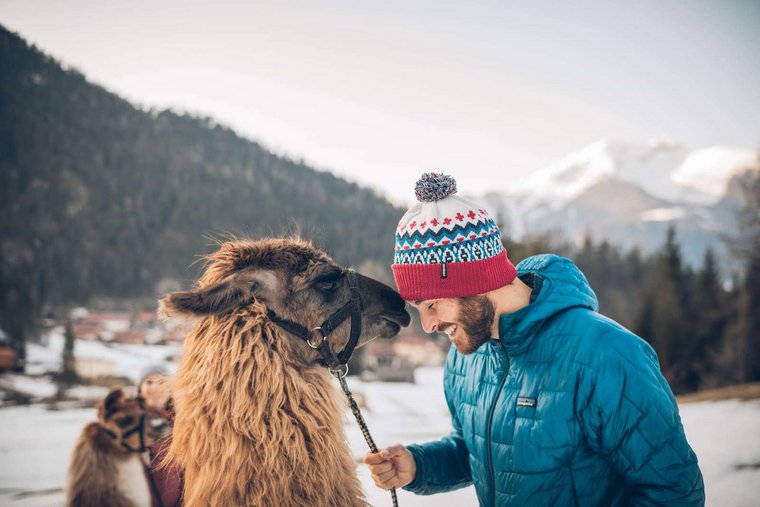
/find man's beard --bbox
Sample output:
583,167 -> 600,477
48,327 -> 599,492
443,295 -> 495,355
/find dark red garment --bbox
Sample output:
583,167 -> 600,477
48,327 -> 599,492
146,438 -> 183,507
143,408 -> 183,507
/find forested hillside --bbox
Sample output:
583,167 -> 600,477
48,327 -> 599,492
0,26 -> 401,348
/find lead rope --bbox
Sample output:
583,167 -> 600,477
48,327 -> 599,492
336,373 -> 399,507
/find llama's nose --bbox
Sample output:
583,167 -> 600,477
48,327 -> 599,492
377,285 -> 411,326
395,306 -> 412,327
355,273 -> 410,325
386,289 -> 407,314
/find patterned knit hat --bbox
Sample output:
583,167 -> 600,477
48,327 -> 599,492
391,173 -> 517,301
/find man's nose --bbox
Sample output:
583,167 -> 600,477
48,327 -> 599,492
420,311 -> 439,334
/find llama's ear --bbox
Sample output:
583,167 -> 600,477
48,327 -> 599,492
159,271 -> 278,317
98,388 -> 124,419
104,388 -> 124,408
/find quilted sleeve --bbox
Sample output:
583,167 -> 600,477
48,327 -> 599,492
403,415 -> 472,495
576,332 -> 705,506
402,369 -> 472,495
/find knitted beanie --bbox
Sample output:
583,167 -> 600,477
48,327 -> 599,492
138,364 -> 169,391
391,173 -> 517,301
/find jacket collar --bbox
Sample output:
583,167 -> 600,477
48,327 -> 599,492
497,254 -> 598,356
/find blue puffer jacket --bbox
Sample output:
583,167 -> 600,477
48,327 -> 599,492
404,254 -> 704,506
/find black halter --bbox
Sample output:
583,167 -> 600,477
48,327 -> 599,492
266,269 -> 362,374
264,269 -> 399,506
99,414 -> 148,453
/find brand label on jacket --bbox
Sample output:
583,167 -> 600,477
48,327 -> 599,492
516,397 -> 537,408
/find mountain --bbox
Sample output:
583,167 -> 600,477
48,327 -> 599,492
0,26 -> 402,345
480,139 -> 758,271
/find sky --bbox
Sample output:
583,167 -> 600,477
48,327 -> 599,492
2,0 -> 759,205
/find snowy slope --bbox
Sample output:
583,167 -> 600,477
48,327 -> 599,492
673,146 -> 759,200
503,139 -> 755,208
478,140 -> 758,270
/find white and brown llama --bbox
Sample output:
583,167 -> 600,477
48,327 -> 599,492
66,388 -> 157,507
159,238 -> 410,506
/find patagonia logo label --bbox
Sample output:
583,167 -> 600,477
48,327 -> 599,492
517,397 -> 537,408
441,262 -> 448,279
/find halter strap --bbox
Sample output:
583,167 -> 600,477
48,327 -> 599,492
266,269 -> 362,371
263,270 -> 397,505
98,414 -> 148,453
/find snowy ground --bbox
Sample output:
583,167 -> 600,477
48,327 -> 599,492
1,367 -> 759,506
24,331 -> 182,382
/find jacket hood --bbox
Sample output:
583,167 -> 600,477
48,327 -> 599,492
498,254 -> 598,355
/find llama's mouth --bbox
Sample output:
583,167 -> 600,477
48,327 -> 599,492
380,318 -> 401,336
371,316 -> 402,338
371,309 -> 410,338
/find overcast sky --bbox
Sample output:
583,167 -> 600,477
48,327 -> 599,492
3,0 -> 759,205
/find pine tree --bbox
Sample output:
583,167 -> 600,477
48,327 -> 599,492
690,248 -> 728,389
638,227 -> 695,393
707,167 -> 760,385
743,256 -> 760,381
736,170 -> 760,382
58,319 -> 79,388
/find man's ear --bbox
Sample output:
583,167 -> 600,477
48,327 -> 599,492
159,270 -> 278,317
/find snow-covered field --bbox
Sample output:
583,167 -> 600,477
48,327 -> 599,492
1,367 -> 759,506
23,331 -> 182,382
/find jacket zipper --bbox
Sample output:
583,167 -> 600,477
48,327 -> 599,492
486,340 -> 510,507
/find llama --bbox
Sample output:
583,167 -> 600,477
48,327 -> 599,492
66,388 -> 156,507
160,238 -> 410,506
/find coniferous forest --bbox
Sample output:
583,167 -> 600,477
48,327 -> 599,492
1,25 -> 759,394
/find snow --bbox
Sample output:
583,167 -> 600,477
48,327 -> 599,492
1,331 -> 178,406
511,139 -> 617,208
673,146 -> 758,201
0,406 -> 92,505
0,375 -> 57,399
25,331 -> 180,382
483,141 -> 758,242
1,367 -> 758,506
640,207 -> 687,222
682,399 -> 760,507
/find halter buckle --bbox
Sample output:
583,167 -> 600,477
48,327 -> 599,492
330,363 -> 349,378
307,327 -> 325,348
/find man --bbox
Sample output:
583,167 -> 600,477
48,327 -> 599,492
364,173 -> 704,506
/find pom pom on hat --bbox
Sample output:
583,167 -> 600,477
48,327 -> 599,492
414,173 -> 458,202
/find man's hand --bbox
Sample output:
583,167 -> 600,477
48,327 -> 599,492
364,444 -> 417,490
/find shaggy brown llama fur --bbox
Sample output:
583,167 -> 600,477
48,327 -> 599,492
161,238 -> 409,507
66,388 -> 156,507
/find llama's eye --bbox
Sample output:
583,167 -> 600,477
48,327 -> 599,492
317,279 -> 339,292
115,416 -> 134,428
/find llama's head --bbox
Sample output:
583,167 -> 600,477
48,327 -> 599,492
159,238 -> 410,366
96,388 -> 156,452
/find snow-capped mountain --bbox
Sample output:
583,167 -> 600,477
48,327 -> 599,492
478,140 -> 758,271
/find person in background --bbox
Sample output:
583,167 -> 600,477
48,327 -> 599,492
138,365 -> 183,507
364,173 -> 704,506
139,365 -> 173,433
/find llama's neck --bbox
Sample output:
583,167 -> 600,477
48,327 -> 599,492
115,454 -> 152,507
171,314 -> 367,507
